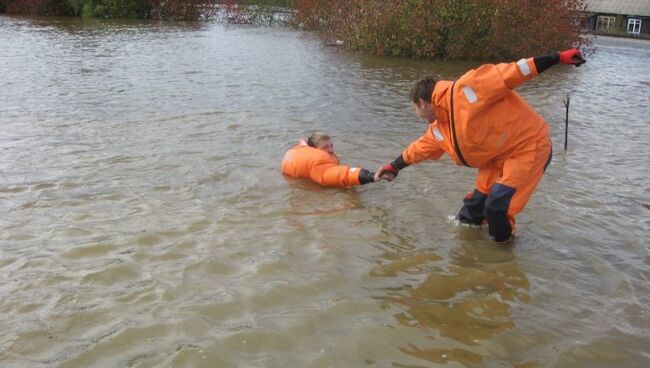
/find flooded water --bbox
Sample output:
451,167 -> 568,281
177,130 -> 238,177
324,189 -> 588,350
1,15 -> 649,367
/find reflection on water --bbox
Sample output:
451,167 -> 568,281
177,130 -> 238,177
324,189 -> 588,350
372,239 -> 529,366
285,179 -> 363,216
1,14 -> 649,368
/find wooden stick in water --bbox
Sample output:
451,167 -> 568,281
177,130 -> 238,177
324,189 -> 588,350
564,93 -> 570,151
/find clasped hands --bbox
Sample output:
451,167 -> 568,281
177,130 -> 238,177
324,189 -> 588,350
372,163 -> 398,182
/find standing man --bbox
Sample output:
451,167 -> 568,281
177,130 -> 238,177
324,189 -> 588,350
376,49 -> 585,242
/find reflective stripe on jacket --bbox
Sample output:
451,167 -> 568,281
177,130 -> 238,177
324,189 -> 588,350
281,142 -> 362,187
403,57 -> 550,169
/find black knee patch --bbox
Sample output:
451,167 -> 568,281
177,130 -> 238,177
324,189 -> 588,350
484,184 -> 516,242
457,190 -> 488,225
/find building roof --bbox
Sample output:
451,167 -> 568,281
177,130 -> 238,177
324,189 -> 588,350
587,0 -> 650,17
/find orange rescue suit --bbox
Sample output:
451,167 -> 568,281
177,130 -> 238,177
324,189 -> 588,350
281,141 -> 364,187
402,58 -> 552,240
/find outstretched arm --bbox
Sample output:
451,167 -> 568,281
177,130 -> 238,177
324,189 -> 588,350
496,48 -> 586,90
462,48 -> 586,104
310,161 -> 376,187
534,48 -> 586,73
375,125 -> 445,181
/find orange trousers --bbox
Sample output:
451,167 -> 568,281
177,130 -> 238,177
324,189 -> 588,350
457,137 -> 552,241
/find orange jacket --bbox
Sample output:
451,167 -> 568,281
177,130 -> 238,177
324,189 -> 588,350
281,142 -> 365,187
403,58 -> 550,169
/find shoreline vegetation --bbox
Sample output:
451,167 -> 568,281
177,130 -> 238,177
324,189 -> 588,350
1,0 -> 591,60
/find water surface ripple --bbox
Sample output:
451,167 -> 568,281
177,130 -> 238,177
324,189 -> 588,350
1,15 -> 649,367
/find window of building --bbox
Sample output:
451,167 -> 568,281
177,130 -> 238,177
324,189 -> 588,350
627,18 -> 642,34
596,15 -> 616,31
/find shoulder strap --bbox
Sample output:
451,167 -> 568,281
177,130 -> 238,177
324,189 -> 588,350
449,81 -> 470,167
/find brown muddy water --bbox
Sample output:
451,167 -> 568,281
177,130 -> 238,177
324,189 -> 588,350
1,15 -> 649,368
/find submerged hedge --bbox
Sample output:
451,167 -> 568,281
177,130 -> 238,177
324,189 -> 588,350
291,0 -> 590,60
0,0 -> 216,19
0,0 -> 292,19
1,0 -> 590,59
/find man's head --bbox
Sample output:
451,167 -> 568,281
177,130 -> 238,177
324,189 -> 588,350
307,132 -> 334,155
410,77 -> 437,122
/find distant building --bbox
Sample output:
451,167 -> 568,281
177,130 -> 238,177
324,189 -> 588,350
584,0 -> 650,36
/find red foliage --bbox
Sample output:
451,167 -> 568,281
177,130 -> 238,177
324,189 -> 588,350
221,0 -> 250,24
146,0 -> 215,20
291,0 -> 591,60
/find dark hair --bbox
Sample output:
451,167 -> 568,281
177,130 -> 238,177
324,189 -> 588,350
410,77 -> 437,104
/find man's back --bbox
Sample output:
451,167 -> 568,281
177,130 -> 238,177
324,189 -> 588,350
433,60 -> 550,168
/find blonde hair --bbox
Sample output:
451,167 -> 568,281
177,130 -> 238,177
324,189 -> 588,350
307,132 -> 330,147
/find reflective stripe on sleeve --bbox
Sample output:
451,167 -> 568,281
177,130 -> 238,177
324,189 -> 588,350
517,58 -> 531,76
432,126 -> 444,141
462,86 -> 478,104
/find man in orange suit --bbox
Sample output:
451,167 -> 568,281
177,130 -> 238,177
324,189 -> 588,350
376,48 -> 585,242
282,132 -> 378,187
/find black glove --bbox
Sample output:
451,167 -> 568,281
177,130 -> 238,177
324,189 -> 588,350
359,169 -> 376,185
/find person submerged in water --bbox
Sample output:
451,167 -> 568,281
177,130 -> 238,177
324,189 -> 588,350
281,132 -> 379,187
